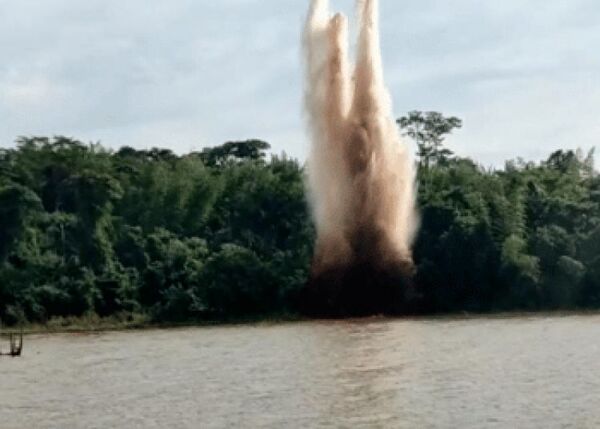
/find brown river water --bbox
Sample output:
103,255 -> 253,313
2,315 -> 600,428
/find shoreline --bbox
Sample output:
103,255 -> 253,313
4,309 -> 600,336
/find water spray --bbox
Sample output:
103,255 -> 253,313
302,0 -> 418,316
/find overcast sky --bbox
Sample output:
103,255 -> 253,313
1,0 -> 599,166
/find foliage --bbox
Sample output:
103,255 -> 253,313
397,111 -> 462,168
1,121 -> 599,324
0,137 -> 311,324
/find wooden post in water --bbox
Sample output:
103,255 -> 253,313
10,331 -> 23,356
0,324 -> 23,357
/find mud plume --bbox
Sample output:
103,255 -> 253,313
302,0 -> 418,316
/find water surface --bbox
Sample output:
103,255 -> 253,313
2,315 -> 600,428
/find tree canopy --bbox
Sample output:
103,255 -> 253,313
1,121 -> 599,325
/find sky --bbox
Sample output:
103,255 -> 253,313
1,0 -> 599,166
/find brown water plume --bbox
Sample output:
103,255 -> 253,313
302,0 -> 418,316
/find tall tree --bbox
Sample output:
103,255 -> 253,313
397,111 -> 462,168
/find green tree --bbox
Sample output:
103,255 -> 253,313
397,111 -> 462,168
198,139 -> 271,167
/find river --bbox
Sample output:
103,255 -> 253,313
2,315 -> 600,428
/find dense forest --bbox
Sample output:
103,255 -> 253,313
1,112 -> 600,326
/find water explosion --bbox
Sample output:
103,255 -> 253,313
302,0 -> 418,316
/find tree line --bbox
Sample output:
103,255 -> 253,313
1,113 -> 599,325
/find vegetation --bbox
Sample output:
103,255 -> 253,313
1,114 -> 599,326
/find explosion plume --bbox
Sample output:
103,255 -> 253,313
302,0 -> 418,316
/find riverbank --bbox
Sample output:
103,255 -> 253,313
5,312 -> 306,335
6,309 -> 600,335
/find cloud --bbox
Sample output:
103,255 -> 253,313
1,0 -> 599,165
